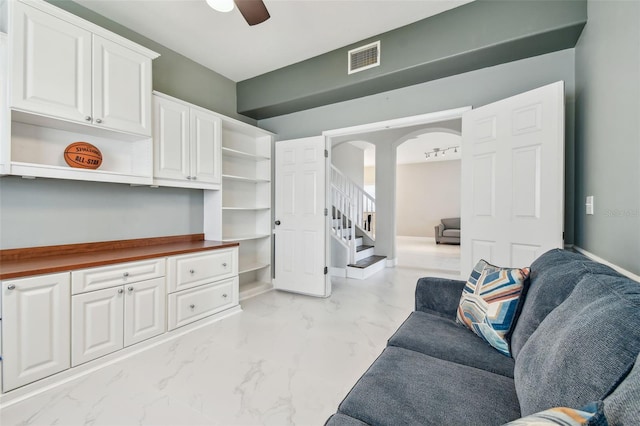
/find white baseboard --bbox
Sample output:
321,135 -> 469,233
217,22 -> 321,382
330,267 -> 347,278
573,246 -> 640,283
385,258 -> 398,267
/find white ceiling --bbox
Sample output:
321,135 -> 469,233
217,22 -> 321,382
74,0 -> 474,82
352,132 -> 461,167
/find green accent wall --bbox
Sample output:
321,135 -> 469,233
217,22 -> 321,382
574,0 -> 640,276
238,0 -> 586,120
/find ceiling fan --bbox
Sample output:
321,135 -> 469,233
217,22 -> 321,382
206,0 -> 271,26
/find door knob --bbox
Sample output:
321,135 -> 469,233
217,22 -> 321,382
275,220 -> 281,226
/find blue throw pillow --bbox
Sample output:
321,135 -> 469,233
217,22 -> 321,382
502,402 -> 607,425
456,259 -> 530,356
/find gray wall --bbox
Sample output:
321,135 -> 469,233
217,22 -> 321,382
0,177 -> 203,248
0,1 -> 245,249
332,143 -> 364,189
396,161 -> 461,238
261,49 -> 576,261
574,0 -> 640,275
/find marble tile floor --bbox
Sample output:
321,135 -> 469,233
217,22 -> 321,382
396,235 -> 461,274
1,266 -> 460,426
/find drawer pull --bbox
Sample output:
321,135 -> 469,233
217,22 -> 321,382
222,263 -> 227,268
222,293 -> 228,298
189,304 -> 195,309
128,286 -> 134,292
189,269 -> 195,274
118,288 -> 124,294
7,284 -> 16,290
123,272 -> 129,277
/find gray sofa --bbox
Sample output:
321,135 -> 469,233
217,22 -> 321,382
435,217 -> 460,244
326,249 -> 640,425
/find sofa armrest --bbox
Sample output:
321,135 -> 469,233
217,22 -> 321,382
415,277 -> 466,319
435,223 -> 445,236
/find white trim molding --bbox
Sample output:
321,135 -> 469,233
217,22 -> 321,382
573,246 -> 640,283
330,267 -> 347,278
385,258 -> 398,268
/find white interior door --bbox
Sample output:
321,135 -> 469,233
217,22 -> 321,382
274,136 -> 329,297
461,81 -> 565,277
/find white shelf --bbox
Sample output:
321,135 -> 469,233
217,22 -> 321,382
222,234 -> 271,242
10,162 -> 153,185
222,206 -> 270,211
239,262 -> 270,275
222,147 -> 270,161
222,174 -> 270,183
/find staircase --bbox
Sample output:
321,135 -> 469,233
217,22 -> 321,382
331,165 -> 386,279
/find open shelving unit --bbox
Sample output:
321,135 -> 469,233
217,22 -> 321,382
204,117 -> 274,301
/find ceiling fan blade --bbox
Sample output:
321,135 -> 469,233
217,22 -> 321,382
234,0 -> 270,26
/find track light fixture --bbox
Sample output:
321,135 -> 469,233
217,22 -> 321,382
424,146 -> 460,160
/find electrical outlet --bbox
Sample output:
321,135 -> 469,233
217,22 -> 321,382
586,196 -> 594,215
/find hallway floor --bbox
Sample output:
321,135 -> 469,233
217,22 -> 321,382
1,266 -> 459,426
396,235 -> 461,275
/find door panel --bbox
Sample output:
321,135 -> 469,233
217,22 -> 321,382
2,272 -> 70,391
461,81 -> 565,276
11,1 -> 92,122
124,278 -> 165,347
92,35 -> 151,135
274,136 -> 328,297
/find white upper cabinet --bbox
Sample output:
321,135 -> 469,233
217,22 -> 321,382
92,35 -> 152,136
153,92 -> 222,189
9,0 -> 157,137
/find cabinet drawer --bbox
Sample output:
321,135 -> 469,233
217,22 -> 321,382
72,258 -> 165,295
167,277 -> 237,330
167,249 -> 237,293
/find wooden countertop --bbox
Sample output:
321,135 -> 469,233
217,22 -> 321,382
0,234 -> 239,280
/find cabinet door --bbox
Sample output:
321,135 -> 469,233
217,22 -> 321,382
153,96 -> 191,181
71,286 -> 124,367
2,272 -> 71,392
10,1 -> 92,122
190,109 -> 221,184
92,35 -> 152,136
124,278 -> 166,347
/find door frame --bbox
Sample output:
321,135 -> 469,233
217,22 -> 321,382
323,106 -> 471,273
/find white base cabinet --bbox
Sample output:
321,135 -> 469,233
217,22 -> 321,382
1,272 -> 71,392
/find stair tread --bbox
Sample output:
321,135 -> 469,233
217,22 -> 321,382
348,255 -> 386,269
356,245 -> 374,252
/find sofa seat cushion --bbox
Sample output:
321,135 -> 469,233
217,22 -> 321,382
337,346 -> 521,426
442,229 -> 460,238
388,311 -> 515,378
515,272 -> 640,416
510,249 -> 621,359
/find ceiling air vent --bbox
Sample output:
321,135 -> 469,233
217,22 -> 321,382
348,41 -> 380,75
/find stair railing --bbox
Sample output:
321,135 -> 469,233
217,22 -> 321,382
330,165 -> 376,240
331,184 -> 357,263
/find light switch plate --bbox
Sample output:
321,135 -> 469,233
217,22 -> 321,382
586,196 -> 594,215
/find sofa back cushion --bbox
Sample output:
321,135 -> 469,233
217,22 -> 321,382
514,272 -> 640,416
510,249 -> 619,359
441,217 -> 460,229
603,352 -> 640,425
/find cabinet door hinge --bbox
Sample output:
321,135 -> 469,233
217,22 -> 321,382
324,149 -> 328,158
324,266 -> 328,275
324,208 -> 328,216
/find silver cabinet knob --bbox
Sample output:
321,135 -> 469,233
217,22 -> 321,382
275,220 -> 281,226
7,284 -> 16,290
192,176 -> 197,180
189,269 -> 195,274
128,286 -> 134,292
222,293 -> 228,298
186,176 -> 192,180
222,263 -> 227,268
85,116 -> 92,121
189,304 -> 195,309
118,288 -> 124,294
123,272 -> 129,277
95,118 -> 102,123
